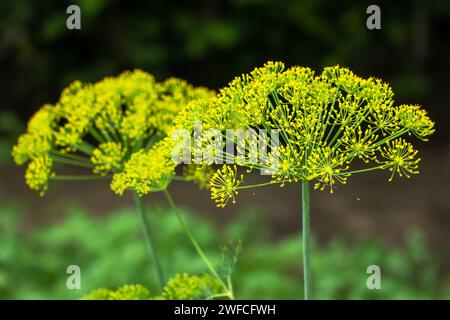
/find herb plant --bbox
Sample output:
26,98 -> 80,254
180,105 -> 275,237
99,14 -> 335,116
182,61 -> 435,299
11,70 -> 236,297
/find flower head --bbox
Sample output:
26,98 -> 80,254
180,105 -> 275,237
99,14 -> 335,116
82,284 -> 150,300
180,62 -> 435,205
270,145 -> 305,186
91,142 -> 126,175
379,138 -> 420,181
13,70 -> 214,195
111,138 -> 176,196
12,104 -> 57,165
182,164 -> 214,189
396,105 -> 435,140
162,273 -> 222,300
210,165 -> 244,207
24,155 -> 54,195
307,147 -> 349,193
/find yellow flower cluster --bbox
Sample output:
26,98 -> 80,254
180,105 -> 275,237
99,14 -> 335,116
182,164 -> 214,189
191,61 -> 434,207
111,138 -> 176,195
82,284 -> 151,300
82,273 -> 223,300
13,70 -> 214,195
161,273 -> 223,300
90,142 -> 126,175
12,104 -> 57,165
210,165 -> 244,208
306,147 -> 349,193
13,62 -> 435,205
24,155 -> 54,195
379,138 -> 420,181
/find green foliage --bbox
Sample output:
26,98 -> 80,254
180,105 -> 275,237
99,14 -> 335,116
0,203 -> 449,299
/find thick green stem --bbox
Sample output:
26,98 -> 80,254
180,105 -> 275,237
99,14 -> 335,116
133,193 -> 164,292
302,180 -> 312,300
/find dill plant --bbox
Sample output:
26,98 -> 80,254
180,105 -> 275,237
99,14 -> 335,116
180,61 -> 435,299
11,70 -> 236,297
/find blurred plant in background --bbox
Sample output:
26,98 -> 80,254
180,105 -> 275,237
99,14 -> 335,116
0,202 -> 448,300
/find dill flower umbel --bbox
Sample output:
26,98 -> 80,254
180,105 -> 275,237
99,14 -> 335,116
12,70 -> 214,195
24,155 -> 54,196
14,70 -> 233,298
184,62 -> 434,204
209,165 -> 244,208
379,138 -> 420,181
177,61 -> 435,300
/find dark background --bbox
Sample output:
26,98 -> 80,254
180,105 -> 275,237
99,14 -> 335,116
0,0 -> 450,298
0,0 -> 449,142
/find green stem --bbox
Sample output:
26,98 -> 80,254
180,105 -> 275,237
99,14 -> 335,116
50,175 -> 111,181
133,193 -> 164,292
302,180 -> 311,300
163,190 -> 234,299
50,150 -> 91,162
50,155 -> 94,169
172,176 -> 189,182
372,128 -> 408,148
89,127 -> 106,144
343,165 -> 385,175
237,181 -> 281,190
76,141 -> 95,155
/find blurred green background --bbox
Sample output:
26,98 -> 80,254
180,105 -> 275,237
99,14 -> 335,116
0,0 -> 449,299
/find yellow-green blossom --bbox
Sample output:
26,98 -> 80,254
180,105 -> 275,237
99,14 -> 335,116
82,284 -> 150,300
162,273 -> 223,300
182,164 -> 214,189
181,62 -> 434,206
209,165 -> 244,207
379,138 -> 420,181
82,274 -> 223,300
24,155 -> 54,195
91,142 -> 126,175
111,138 -> 176,196
13,70 -> 214,195
12,104 -> 58,165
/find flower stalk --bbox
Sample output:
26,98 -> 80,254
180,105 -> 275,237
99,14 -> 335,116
133,193 -> 164,292
163,190 -> 235,300
301,180 -> 311,300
